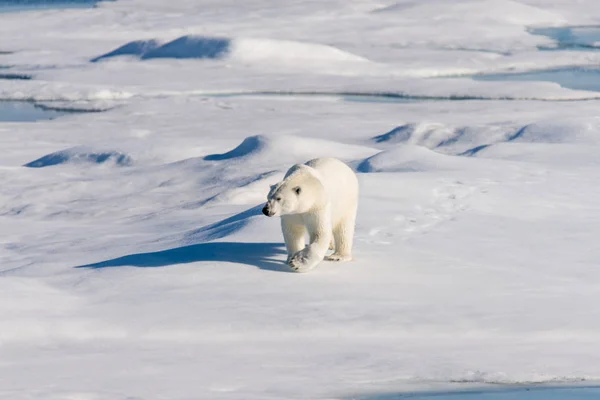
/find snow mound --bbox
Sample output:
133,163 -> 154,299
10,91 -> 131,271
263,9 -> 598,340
509,119 -> 600,144
473,142 -> 600,167
357,144 -> 466,173
91,35 -> 367,64
24,147 -> 132,168
374,123 -> 457,148
373,123 -> 535,155
91,37 -> 229,62
204,134 -> 375,165
143,37 -> 230,60
207,171 -> 283,206
460,118 -> 600,156
231,38 -> 368,64
156,135 -> 373,209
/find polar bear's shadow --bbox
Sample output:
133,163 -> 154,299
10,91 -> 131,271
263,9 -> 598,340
75,242 -> 289,272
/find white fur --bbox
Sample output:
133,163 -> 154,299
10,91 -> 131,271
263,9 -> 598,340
263,158 -> 359,272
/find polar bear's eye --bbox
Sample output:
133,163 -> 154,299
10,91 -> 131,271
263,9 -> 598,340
294,187 -> 301,195
276,197 -> 282,201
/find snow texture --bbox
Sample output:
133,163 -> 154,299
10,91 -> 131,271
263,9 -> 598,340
1,1 -> 600,399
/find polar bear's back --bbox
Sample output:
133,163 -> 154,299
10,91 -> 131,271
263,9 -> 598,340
305,158 -> 358,225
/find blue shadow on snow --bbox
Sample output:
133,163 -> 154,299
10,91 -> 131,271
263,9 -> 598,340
91,36 -> 231,62
90,40 -> 162,62
203,136 -> 263,161
75,242 -> 288,272
24,148 -> 132,168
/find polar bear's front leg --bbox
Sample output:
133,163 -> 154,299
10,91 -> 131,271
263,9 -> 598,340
288,212 -> 331,273
281,215 -> 306,263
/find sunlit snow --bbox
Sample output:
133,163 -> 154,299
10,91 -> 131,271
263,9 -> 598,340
1,1 -> 600,399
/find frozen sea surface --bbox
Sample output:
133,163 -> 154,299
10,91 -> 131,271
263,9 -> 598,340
2,1 -> 600,400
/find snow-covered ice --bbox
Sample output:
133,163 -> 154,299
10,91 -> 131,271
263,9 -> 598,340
1,1 -> 600,399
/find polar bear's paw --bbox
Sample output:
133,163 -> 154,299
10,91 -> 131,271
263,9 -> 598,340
325,253 -> 352,262
288,249 -> 322,273
288,251 -> 310,272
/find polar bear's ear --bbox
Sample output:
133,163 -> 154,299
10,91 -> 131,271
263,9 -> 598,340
294,186 -> 301,195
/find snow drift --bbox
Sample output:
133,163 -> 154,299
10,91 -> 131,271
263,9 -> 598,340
91,35 -> 369,65
24,147 -> 132,168
204,134 -> 375,165
357,144 -> 471,173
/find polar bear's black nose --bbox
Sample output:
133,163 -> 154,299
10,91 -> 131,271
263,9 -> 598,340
262,205 -> 270,216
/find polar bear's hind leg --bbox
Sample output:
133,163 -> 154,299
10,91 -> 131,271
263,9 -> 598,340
325,212 -> 356,262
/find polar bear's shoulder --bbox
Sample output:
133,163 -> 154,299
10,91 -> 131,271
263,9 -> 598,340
284,163 -> 323,182
305,157 -> 351,172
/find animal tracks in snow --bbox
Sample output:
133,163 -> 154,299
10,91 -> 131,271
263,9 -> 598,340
401,180 -> 478,234
358,179 -> 484,245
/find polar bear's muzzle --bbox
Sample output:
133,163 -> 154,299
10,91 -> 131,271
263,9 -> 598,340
262,203 -> 275,217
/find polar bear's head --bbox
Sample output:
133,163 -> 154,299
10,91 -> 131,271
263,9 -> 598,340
262,166 -> 325,217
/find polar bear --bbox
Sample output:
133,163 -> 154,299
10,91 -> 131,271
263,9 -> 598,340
262,158 -> 359,272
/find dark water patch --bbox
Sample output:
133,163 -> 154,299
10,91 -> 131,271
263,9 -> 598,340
343,95 -> 414,104
0,100 -> 105,122
0,101 -> 67,122
354,385 -> 600,400
530,26 -> 600,51
0,0 -> 114,13
34,102 -> 108,113
201,90 -> 600,103
474,67 -> 600,92
207,91 -> 480,102
0,72 -> 32,80
539,43 -> 600,51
